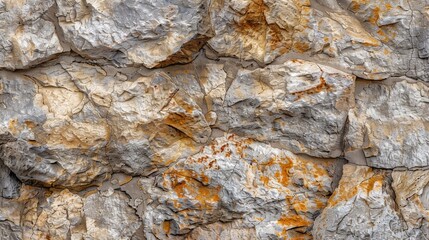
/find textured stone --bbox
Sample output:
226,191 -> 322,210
56,0 -> 211,68
392,169 -> 429,230
224,59 -> 355,157
313,164 -> 426,239
186,220 -> 256,240
0,0 -> 63,70
0,185 -> 141,240
345,79 -> 429,169
0,62 -> 210,188
141,134 -> 341,239
208,0 -> 429,82
208,0 -> 311,64
0,0 -> 428,239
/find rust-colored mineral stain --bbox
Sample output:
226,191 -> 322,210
369,7 -> 380,24
167,169 -> 220,209
273,158 -> 293,187
293,201 -> 308,212
350,2 -> 360,12
292,77 -> 331,100
24,120 -> 36,129
314,199 -> 326,209
234,0 -> 292,59
327,173 -> 384,207
162,221 -> 171,234
260,175 -> 270,186
327,184 -> 358,207
293,41 -> 310,53
362,174 -> 384,194
277,214 -> 311,228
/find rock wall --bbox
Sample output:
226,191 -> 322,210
0,0 -> 428,239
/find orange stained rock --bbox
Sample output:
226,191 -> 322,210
361,174 -> 384,194
292,76 -> 332,100
166,169 -> 221,209
260,175 -> 270,186
24,120 -> 37,129
327,171 -> 385,207
162,220 -> 171,234
385,3 -> 392,10
293,41 -> 310,53
369,6 -> 381,24
292,200 -> 308,212
277,214 -> 311,228
274,160 -> 294,187
234,0 -> 291,61
350,2 -> 361,12
314,199 -> 326,209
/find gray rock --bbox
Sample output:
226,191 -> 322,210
345,79 -> 429,169
224,59 -> 355,158
313,164 -> 426,240
0,0 -> 63,70
56,0 -> 211,68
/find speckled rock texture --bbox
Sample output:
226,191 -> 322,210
0,0 -> 428,239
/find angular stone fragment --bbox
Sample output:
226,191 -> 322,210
209,0 -> 429,82
224,59 -> 355,157
83,190 -> 142,239
0,161 -> 21,199
392,169 -> 429,230
0,0 -> 63,70
56,0 -> 210,68
141,134 -> 341,239
313,164 -> 426,239
0,185 -> 141,240
345,79 -> 429,168
0,62 -> 211,187
208,0 -> 311,64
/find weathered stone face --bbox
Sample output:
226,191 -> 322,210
313,164 -> 428,239
56,0 -> 210,68
140,134 -> 341,239
345,79 -> 429,169
224,59 -> 355,158
0,0 -> 428,239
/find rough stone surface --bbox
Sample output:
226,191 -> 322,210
313,164 -> 427,240
224,59 -> 355,158
345,79 -> 429,169
0,0 -> 428,239
56,0 -> 211,68
141,134 -> 341,239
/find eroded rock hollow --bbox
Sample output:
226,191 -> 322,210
0,0 -> 428,239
